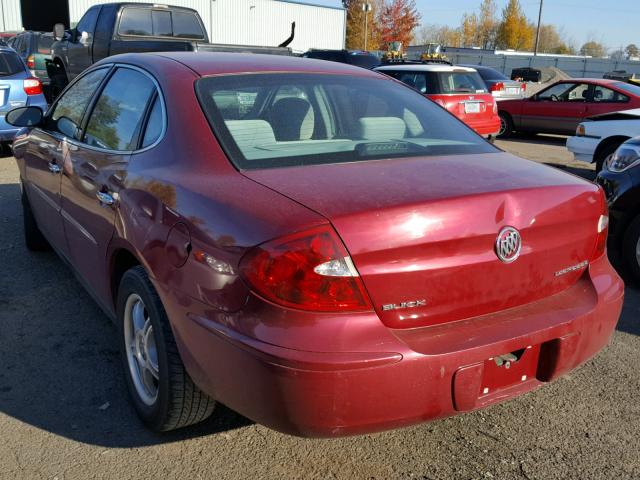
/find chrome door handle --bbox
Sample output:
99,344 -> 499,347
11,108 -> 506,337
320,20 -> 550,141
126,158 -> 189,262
96,191 -> 115,206
48,161 -> 61,174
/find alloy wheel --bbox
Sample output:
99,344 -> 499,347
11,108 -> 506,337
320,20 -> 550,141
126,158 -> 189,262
123,294 -> 159,406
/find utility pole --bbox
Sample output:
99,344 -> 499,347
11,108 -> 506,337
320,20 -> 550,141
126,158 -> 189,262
362,3 -> 372,51
534,0 -> 544,56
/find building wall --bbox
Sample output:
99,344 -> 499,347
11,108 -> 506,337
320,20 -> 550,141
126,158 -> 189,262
0,0 -> 23,32
209,0 -> 345,52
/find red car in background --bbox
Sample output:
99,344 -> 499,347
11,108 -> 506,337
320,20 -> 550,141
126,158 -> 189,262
376,64 -> 501,139
7,53 -> 623,437
498,78 -> 640,137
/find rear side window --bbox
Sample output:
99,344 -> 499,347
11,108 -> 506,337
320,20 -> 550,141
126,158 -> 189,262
49,68 -> 109,138
141,97 -> 164,148
0,50 -> 24,76
172,11 -> 205,39
84,68 -> 156,151
119,8 -> 153,36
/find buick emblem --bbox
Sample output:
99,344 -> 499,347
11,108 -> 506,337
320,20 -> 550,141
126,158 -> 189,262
495,227 -> 521,263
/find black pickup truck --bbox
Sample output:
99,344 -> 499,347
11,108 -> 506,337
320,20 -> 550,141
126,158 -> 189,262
49,2 -> 294,95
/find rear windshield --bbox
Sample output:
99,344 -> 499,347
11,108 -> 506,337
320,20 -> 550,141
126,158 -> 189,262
37,35 -> 54,54
0,50 -> 24,76
378,70 -> 487,94
433,71 -> 487,93
118,8 -> 206,40
196,73 -> 496,170
476,67 -> 508,81
348,54 -> 381,69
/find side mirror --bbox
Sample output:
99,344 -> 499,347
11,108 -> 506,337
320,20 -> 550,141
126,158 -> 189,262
5,107 -> 43,127
53,23 -> 66,41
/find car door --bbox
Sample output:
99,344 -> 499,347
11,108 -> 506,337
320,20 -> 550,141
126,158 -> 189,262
21,67 -> 110,256
66,5 -> 101,80
60,66 -> 158,304
519,82 -> 590,134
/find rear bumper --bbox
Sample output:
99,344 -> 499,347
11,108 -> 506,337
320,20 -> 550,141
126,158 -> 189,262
166,255 -> 623,438
567,136 -> 598,163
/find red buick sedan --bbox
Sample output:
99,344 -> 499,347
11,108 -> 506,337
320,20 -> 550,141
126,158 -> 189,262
7,53 -> 623,437
498,78 -> 640,137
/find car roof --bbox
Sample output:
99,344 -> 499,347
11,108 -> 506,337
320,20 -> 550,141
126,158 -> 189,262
376,64 -> 477,73
556,78 -> 621,85
98,52 -> 383,78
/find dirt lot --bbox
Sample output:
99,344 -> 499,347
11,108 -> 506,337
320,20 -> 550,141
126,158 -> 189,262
0,136 -> 638,480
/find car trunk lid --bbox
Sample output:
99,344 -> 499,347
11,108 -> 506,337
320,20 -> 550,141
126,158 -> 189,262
243,152 -> 602,328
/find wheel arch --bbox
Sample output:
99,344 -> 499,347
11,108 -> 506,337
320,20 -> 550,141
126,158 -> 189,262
594,135 -> 630,164
109,246 -> 143,308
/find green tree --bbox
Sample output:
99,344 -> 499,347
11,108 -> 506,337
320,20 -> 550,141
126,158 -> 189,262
625,44 -> 639,58
495,0 -> 534,50
580,41 -> 606,57
461,13 -> 479,47
343,0 -> 380,50
477,0 -> 498,49
536,25 -> 575,54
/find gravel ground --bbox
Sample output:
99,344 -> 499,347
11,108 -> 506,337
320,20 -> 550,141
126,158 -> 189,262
0,137 -> 638,480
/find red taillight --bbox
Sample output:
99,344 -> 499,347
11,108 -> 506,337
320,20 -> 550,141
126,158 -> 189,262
490,82 -> 505,92
26,54 -> 35,69
521,83 -> 527,92
240,225 -> 372,312
23,78 -> 42,96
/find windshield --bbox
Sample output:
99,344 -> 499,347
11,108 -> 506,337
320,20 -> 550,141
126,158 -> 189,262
0,50 -> 24,76
196,73 -> 496,170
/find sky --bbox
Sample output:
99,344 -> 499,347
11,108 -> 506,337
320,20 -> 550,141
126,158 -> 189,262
303,0 -> 639,50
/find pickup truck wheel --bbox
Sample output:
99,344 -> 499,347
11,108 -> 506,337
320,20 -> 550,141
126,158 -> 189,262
21,189 -> 50,251
622,215 -> 640,284
50,73 -> 68,99
117,266 -> 216,431
498,112 -> 514,138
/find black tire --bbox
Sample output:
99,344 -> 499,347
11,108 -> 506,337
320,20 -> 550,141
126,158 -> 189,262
595,142 -> 621,173
498,112 -> 514,138
117,266 -> 215,431
49,72 -> 68,99
622,215 -> 640,284
21,189 -> 50,251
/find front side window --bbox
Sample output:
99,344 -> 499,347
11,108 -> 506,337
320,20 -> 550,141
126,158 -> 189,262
48,68 -> 109,138
538,82 -> 589,102
76,6 -> 100,35
196,73 -> 496,170
84,68 -> 156,150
